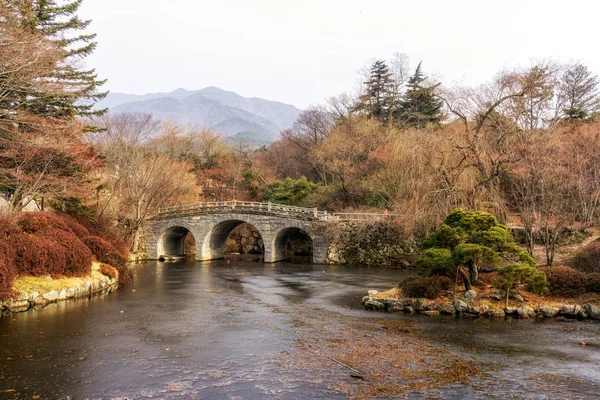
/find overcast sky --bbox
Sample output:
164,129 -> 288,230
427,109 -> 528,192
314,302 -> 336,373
80,0 -> 600,109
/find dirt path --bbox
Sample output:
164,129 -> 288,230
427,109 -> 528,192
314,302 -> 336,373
533,227 -> 600,266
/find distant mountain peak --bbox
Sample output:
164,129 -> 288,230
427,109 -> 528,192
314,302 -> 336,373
95,86 -> 302,146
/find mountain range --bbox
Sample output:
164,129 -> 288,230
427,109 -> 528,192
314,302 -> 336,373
95,87 -> 302,146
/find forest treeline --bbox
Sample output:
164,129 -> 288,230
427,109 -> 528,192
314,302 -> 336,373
88,55 -> 600,265
2,1 -> 600,268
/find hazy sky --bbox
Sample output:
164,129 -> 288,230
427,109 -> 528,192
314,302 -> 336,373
80,0 -> 600,109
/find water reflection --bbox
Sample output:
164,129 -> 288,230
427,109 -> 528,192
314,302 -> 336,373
0,258 -> 598,399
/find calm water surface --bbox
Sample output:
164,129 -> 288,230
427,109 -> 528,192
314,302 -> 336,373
0,258 -> 599,399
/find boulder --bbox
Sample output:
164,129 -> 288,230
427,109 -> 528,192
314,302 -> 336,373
33,296 -> 47,306
437,305 -> 456,315
7,300 -> 30,313
388,301 -> 405,312
57,289 -> 68,301
465,306 -> 481,315
364,299 -> 385,310
405,306 -> 415,314
453,300 -> 468,313
414,298 -> 432,312
517,306 -> 536,319
484,309 -> 506,318
361,296 -> 370,304
464,290 -> 477,302
583,304 -> 600,320
536,305 -> 560,318
504,307 -> 518,316
560,305 -> 581,318
42,291 -> 59,302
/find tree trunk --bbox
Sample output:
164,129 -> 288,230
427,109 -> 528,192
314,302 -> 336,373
459,266 -> 471,291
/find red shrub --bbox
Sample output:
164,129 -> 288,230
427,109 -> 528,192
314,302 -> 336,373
58,214 -> 90,239
44,229 -> 92,276
17,212 -> 72,234
0,243 -> 17,299
431,275 -> 453,291
540,266 -> 587,297
570,241 -> 600,274
100,263 -> 118,279
13,235 -> 71,276
82,235 -> 126,268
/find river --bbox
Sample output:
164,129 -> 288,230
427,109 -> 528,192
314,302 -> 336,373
0,258 -> 599,399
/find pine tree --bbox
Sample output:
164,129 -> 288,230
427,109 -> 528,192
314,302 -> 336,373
559,63 -> 600,121
24,0 -> 107,121
356,60 -> 394,124
396,62 -> 443,128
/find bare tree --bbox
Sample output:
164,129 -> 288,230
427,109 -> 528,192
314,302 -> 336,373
89,112 -> 160,147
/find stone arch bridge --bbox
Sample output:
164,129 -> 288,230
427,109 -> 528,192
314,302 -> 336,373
144,201 -> 336,263
145,201 -> 394,264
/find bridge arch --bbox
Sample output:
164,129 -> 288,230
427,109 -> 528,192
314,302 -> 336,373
271,226 -> 313,263
200,219 -> 265,261
157,223 -> 197,259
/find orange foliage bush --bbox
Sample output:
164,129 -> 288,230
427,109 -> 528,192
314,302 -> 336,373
82,235 -> 126,268
540,266 -> 587,297
0,210 -> 131,299
100,263 -> 118,280
44,228 -> 92,276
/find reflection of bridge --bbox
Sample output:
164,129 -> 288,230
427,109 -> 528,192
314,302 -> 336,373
145,201 -> 395,264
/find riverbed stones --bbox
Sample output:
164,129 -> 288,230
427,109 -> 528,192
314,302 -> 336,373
464,290 -> 477,302
517,306 -> 536,319
536,305 -> 560,318
453,300 -> 468,312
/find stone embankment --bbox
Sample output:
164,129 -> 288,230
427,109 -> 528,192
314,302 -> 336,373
1,262 -> 118,314
326,221 -> 417,266
362,290 -> 600,321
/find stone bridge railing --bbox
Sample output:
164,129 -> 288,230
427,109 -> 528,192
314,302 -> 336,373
155,200 -> 397,222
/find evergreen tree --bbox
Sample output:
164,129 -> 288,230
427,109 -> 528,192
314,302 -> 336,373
417,209 -> 540,292
396,62 -> 443,127
559,63 -> 600,121
356,60 -> 394,124
23,0 -> 107,121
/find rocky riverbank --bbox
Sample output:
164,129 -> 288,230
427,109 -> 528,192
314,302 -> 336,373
362,289 -> 600,321
1,262 -> 119,314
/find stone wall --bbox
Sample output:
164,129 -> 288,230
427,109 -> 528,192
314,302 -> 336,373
1,262 -> 118,314
325,221 -> 418,266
